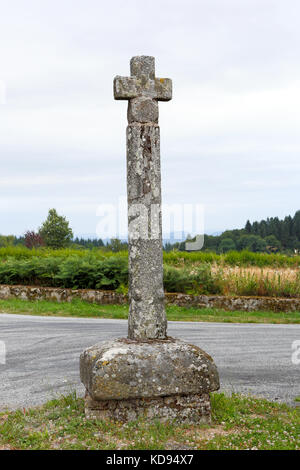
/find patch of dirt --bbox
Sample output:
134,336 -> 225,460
0,414 -> 9,423
92,431 -> 131,450
184,424 -> 237,442
165,440 -> 194,450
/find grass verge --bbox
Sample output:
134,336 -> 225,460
0,392 -> 299,450
0,298 -> 300,323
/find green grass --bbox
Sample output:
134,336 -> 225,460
1,246 -> 300,267
0,392 -> 299,450
0,298 -> 300,323
0,246 -> 128,261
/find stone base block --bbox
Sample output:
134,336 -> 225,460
84,392 -> 211,424
80,337 -> 219,424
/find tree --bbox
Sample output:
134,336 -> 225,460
39,209 -> 73,249
0,235 -> 15,247
264,235 -> 281,252
294,211 -> 300,239
218,238 -> 236,253
245,220 -> 252,233
107,238 -> 128,252
24,231 -> 44,249
237,234 -> 267,252
203,235 -> 219,252
258,220 -> 267,238
252,221 -> 259,235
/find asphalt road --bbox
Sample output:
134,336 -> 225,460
0,314 -> 299,410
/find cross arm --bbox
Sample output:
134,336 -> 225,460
114,76 -> 138,100
114,75 -> 172,101
154,78 -> 172,101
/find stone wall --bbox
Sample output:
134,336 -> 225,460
0,284 -> 300,313
165,292 -> 300,313
0,285 -> 126,305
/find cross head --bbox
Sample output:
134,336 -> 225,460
114,56 -> 172,123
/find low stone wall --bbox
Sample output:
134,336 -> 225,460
0,284 -> 300,313
165,292 -> 300,313
0,284 -> 127,305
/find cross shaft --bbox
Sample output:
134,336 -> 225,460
114,56 -> 172,340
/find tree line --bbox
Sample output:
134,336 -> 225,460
165,211 -> 300,254
1,209 -> 300,254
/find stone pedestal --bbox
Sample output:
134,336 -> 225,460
80,338 -> 219,424
84,392 -> 211,424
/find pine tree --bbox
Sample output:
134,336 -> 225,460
245,220 -> 252,233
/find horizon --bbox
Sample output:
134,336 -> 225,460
3,209 -> 299,242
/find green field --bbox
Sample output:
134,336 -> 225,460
1,298 -> 300,324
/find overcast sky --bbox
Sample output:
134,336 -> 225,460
0,0 -> 299,238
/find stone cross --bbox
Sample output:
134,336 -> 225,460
114,56 -> 172,340
80,58 -> 219,424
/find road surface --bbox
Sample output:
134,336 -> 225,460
0,314 -> 299,410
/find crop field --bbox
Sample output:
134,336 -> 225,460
210,265 -> 300,297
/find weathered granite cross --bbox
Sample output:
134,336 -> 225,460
80,57 -> 219,423
114,56 -> 172,340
